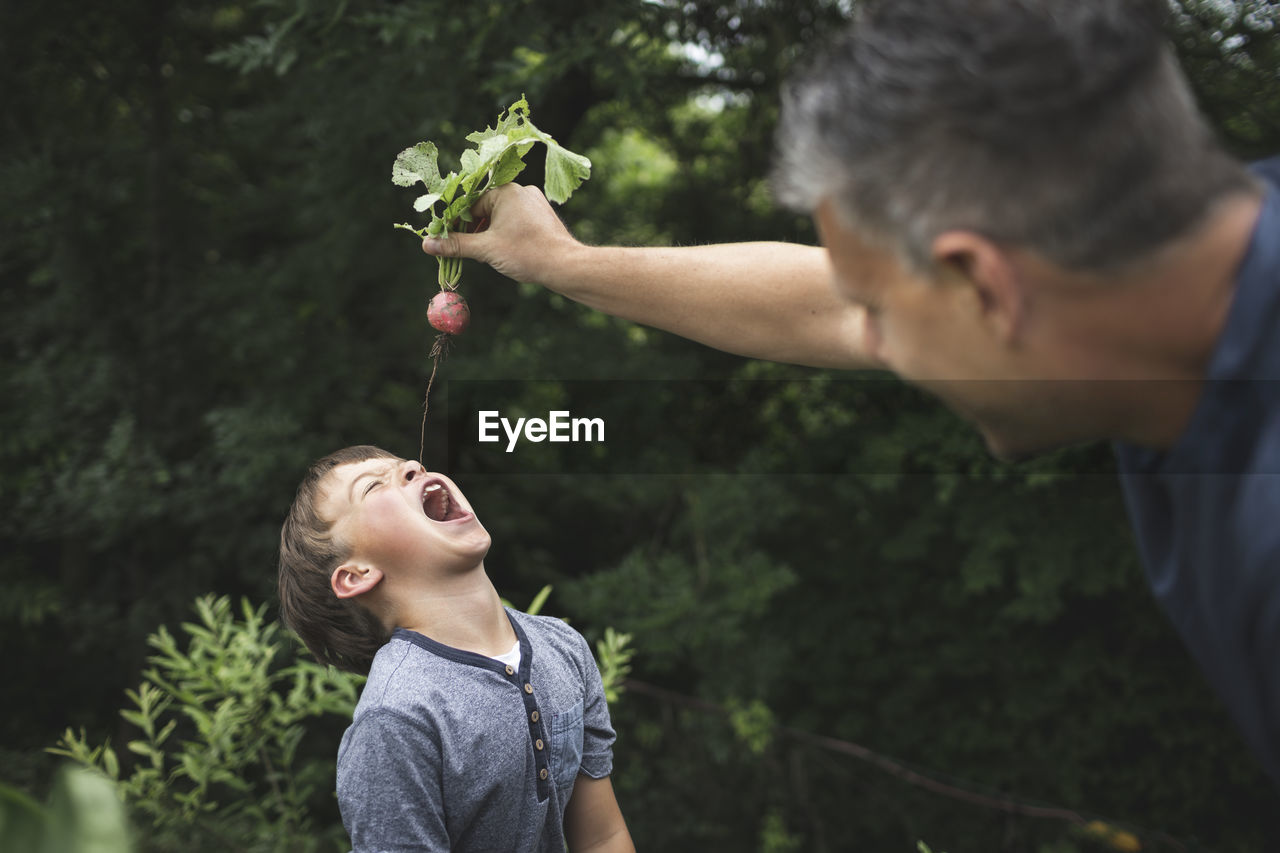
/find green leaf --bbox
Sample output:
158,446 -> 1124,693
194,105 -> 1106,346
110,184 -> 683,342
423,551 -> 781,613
179,752 -> 209,786
154,719 -> 177,748
0,780 -> 48,853
391,97 -> 590,255
727,698 -> 775,755
489,143 -> 532,188
392,142 -> 441,189
101,748 -> 120,780
460,168 -> 487,196
543,143 -> 592,204
120,710 -> 151,736
465,96 -> 530,145
42,768 -> 132,853
439,172 -> 462,204
473,132 -> 511,164
526,584 -> 553,616
412,193 -> 441,213
442,195 -> 471,223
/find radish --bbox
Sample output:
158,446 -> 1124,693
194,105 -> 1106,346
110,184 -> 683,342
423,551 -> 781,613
428,290 -> 470,335
392,98 -> 592,462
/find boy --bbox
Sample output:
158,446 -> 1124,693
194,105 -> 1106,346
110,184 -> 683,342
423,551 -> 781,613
278,445 -> 634,852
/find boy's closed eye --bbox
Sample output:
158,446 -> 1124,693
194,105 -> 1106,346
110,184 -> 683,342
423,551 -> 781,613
347,468 -> 392,503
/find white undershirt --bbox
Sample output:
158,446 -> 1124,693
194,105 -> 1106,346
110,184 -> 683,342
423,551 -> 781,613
490,640 -> 522,672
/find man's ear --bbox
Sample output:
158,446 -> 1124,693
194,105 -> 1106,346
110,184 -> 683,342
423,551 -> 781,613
931,230 -> 1024,343
331,564 -> 384,600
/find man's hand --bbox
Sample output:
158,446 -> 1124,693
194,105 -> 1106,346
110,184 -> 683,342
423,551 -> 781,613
421,183 -> 577,287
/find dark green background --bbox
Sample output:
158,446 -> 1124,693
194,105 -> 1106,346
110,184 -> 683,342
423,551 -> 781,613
4,1 -> 1278,850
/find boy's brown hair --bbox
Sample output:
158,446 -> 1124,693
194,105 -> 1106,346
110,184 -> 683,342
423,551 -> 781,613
278,445 -> 399,675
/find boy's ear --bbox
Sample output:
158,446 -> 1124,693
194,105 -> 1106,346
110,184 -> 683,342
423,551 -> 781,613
931,229 -> 1024,343
331,564 -> 384,599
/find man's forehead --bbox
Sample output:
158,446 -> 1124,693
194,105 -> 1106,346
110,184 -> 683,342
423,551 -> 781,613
814,198 -> 896,299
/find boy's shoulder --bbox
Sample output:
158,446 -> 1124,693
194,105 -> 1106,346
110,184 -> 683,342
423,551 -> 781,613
506,607 -> 588,647
354,635 -> 462,717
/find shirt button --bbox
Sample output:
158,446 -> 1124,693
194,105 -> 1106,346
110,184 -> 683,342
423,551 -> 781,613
535,739 -> 544,750
504,665 -> 514,676
530,711 -> 540,723
524,683 -> 533,694
539,768 -> 548,781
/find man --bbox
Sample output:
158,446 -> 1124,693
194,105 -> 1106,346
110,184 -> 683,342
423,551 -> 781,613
422,0 -> 1280,786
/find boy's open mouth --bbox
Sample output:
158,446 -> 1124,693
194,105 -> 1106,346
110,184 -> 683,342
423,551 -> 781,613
421,481 -> 467,522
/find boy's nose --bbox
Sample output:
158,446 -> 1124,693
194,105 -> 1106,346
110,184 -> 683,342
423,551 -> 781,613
401,459 -> 427,482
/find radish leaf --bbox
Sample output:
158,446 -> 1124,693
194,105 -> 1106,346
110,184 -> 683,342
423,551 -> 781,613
391,141 -> 442,191
392,97 -> 591,290
393,96 -> 591,251
544,144 -> 592,205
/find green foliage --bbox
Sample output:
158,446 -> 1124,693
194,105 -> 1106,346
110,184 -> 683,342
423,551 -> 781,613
507,585 -> 635,703
728,698 -> 775,756
759,810 -> 803,853
392,96 -> 592,285
49,596 -> 358,852
46,589 -> 632,851
595,627 -> 636,705
393,97 -> 590,224
520,582 -> 554,617
1169,0 -> 1280,159
4,1 -> 1279,851
1,767 -> 132,853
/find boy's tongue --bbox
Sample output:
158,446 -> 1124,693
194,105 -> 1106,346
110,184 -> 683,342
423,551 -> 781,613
422,483 -> 452,521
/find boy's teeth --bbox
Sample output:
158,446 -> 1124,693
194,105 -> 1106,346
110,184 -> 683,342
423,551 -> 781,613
421,482 -> 452,520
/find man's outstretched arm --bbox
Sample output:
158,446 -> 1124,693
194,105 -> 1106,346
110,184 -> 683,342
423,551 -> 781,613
422,183 -> 880,370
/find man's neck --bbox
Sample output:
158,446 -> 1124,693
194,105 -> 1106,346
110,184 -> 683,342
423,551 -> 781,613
395,566 -> 517,658
1044,189 -> 1264,448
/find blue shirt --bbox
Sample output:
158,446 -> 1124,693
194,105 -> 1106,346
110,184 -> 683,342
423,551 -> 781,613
1115,157 -> 1280,785
336,608 -> 615,852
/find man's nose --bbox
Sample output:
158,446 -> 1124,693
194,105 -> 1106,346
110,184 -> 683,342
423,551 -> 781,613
401,459 -> 426,482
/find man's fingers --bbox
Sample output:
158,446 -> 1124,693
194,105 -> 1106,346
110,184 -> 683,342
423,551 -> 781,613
467,185 -> 503,220
418,183 -> 561,282
421,184 -> 520,258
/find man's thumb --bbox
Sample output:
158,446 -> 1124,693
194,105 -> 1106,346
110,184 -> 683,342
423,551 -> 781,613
422,229 -> 481,258
422,233 -> 468,259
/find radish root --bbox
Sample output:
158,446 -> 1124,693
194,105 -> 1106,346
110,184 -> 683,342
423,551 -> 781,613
418,333 -> 453,463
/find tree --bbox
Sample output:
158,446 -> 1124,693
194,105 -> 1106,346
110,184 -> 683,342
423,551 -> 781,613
3,0 -> 1277,849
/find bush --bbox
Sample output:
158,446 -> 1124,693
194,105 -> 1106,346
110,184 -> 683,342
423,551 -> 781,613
49,595 -> 358,852
48,590 -> 633,851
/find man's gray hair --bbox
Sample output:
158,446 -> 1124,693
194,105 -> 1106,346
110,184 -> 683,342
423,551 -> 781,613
772,0 -> 1256,273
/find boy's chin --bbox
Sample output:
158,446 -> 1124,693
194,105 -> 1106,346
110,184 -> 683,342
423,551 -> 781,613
442,532 -> 494,570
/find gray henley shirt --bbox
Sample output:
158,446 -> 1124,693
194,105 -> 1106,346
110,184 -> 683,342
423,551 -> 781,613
336,607 -> 616,852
